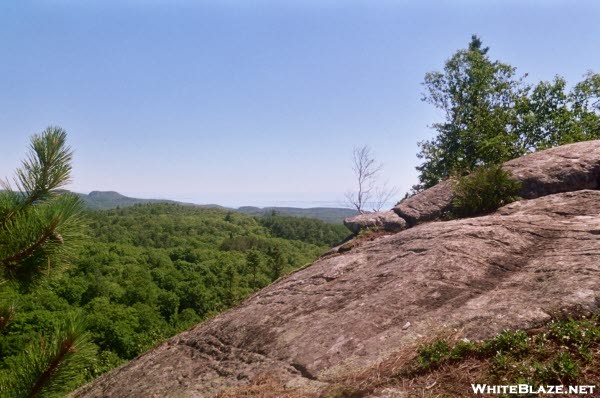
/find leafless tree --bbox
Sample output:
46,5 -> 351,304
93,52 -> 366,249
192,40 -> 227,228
345,146 -> 398,213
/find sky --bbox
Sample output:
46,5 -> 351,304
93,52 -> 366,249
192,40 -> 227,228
0,0 -> 599,207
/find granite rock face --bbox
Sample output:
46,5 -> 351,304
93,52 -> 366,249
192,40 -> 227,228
393,180 -> 455,226
503,140 -> 600,198
393,140 -> 600,226
75,190 -> 600,398
343,210 -> 407,234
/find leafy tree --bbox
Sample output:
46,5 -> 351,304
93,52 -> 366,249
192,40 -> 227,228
417,35 -> 525,190
222,263 -> 237,305
157,290 -> 179,320
416,35 -> 600,190
0,127 -> 94,397
517,73 -> 600,150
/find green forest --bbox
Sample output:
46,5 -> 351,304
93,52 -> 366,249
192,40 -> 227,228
0,131 -> 350,396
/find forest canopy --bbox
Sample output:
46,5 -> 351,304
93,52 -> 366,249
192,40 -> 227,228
0,200 -> 349,394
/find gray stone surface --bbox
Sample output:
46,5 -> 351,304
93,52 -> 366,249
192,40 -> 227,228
343,210 -> 407,234
503,140 -> 600,198
393,180 -> 455,226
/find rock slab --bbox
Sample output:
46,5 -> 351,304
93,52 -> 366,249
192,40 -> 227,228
343,210 -> 407,234
503,140 -> 600,198
393,180 -> 455,226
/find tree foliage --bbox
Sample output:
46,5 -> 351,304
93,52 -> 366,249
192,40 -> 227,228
259,212 -> 349,247
0,127 -> 93,397
1,315 -> 95,398
0,128 -> 84,282
417,35 -> 600,190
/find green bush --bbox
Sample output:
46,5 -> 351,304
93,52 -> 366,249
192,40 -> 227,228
451,164 -> 522,217
482,329 -> 530,357
416,339 -> 452,369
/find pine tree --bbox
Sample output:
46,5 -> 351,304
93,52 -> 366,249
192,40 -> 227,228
245,250 -> 261,289
267,246 -> 285,282
0,127 -> 95,397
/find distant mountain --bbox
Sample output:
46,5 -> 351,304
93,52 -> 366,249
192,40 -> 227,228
76,191 -> 357,223
77,191 -> 191,210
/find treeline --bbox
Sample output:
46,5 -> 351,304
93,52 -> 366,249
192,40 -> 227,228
0,202 -> 345,392
258,211 -> 349,246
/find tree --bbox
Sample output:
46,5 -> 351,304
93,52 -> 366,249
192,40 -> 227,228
0,127 -> 94,397
222,262 -> 238,305
266,246 -> 285,282
245,250 -> 261,289
345,146 -> 397,213
416,35 -> 525,190
416,35 -> 600,191
517,72 -> 600,150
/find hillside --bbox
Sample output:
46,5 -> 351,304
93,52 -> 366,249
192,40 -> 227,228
75,141 -> 600,397
77,191 -> 357,223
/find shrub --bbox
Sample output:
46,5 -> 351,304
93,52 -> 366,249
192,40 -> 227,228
482,329 -> 530,357
451,164 -> 522,217
416,339 -> 451,369
450,339 -> 479,359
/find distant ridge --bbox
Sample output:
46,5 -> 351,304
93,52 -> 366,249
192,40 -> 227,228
77,191 -> 357,223
77,191 -> 202,210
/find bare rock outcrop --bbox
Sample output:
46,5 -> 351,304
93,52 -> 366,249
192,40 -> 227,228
393,140 -> 600,226
393,180 -> 455,226
343,210 -> 407,234
75,189 -> 600,398
503,140 -> 600,198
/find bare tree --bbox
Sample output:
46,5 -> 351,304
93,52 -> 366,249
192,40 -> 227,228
370,180 -> 398,212
345,146 -> 397,213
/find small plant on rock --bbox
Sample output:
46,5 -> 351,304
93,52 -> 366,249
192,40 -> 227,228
451,164 -> 522,217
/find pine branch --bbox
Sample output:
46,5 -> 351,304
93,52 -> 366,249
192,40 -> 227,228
0,127 -> 90,398
0,193 -> 83,283
29,338 -> 76,397
0,216 -> 60,266
1,127 -> 73,229
0,314 -> 96,398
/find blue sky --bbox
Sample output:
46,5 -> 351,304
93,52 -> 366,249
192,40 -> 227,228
1,0 -> 599,207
